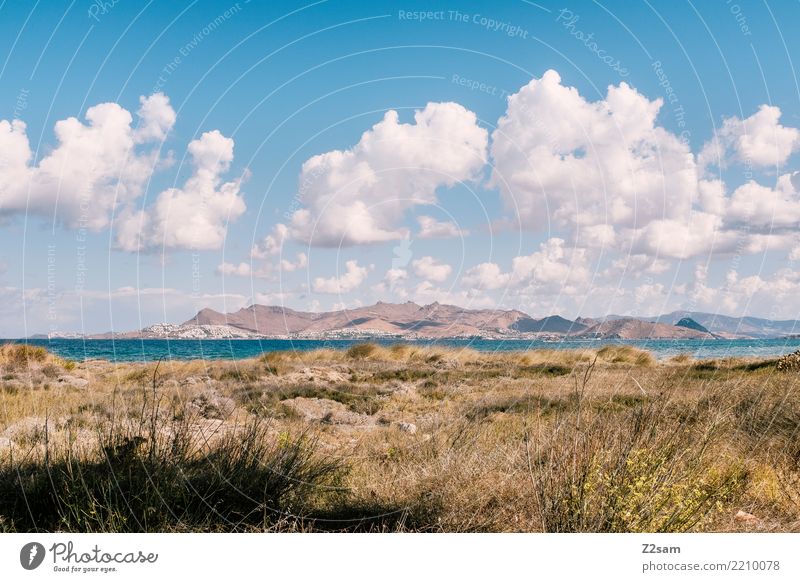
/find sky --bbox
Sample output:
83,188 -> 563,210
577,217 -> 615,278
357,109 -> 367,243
2,0 -> 800,336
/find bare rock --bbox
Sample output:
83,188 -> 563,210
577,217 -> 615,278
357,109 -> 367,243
282,397 -> 372,425
396,421 -> 418,434
188,390 -> 236,420
283,366 -> 351,385
433,358 -> 459,370
734,510 -> 759,523
57,374 -> 89,388
2,416 -> 64,444
184,376 -> 216,388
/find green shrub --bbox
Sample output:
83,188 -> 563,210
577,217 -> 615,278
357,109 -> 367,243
514,364 -> 572,377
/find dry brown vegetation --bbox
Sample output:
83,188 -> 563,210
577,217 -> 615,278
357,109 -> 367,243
0,342 -> 798,532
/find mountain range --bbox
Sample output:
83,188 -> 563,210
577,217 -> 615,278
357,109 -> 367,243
70,302 -> 800,340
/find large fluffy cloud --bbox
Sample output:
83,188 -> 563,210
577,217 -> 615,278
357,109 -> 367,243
490,70 -> 697,236
488,70 -> 800,268
116,130 -> 247,251
279,102 -> 488,247
0,94 -> 175,229
0,93 -> 246,253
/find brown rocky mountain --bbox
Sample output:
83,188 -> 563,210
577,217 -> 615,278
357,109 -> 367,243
184,301 -> 542,338
181,302 -> 722,339
79,302 -> 799,340
187,305 -> 317,333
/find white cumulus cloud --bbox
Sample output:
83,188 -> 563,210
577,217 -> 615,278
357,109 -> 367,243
217,262 -> 252,277
510,238 -> 590,293
312,260 -> 369,294
280,252 -> 308,272
116,130 -> 247,252
726,174 -> 800,229
251,223 -> 289,259
699,105 -> 799,171
631,212 -> 735,260
0,93 -> 175,229
0,93 -> 247,254
411,256 -> 452,282
416,215 -> 468,239
462,262 -> 510,290
281,102 -> 488,247
491,70 -> 697,238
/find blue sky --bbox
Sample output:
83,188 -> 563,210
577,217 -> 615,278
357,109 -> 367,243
2,0 -> 800,336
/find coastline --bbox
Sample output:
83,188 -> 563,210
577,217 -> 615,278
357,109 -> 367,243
6,336 -> 800,363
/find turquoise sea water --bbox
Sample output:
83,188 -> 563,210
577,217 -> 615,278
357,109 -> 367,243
8,337 -> 800,362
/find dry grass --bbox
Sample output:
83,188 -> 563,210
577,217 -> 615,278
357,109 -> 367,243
0,342 -> 798,532
596,344 -> 656,366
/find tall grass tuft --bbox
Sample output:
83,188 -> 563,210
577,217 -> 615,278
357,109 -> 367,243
0,343 -> 49,369
0,381 -> 347,532
346,343 -> 379,360
597,345 -> 656,366
524,366 -> 746,532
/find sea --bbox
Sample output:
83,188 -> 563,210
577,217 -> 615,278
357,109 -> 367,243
6,337 -> 800,362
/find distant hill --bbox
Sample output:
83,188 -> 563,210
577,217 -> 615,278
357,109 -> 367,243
512,315 -> 587,334
652,311 -> 800,338
79,303 -> 800,340
187,304 -> 317,334
573,311 -> 799,339
675,317 -> 710,334
573,318 -> 714,340
179,303 -> 719,340
184,301 -> 537,338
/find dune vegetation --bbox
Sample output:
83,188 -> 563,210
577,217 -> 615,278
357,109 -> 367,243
0,342 -> 798,532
